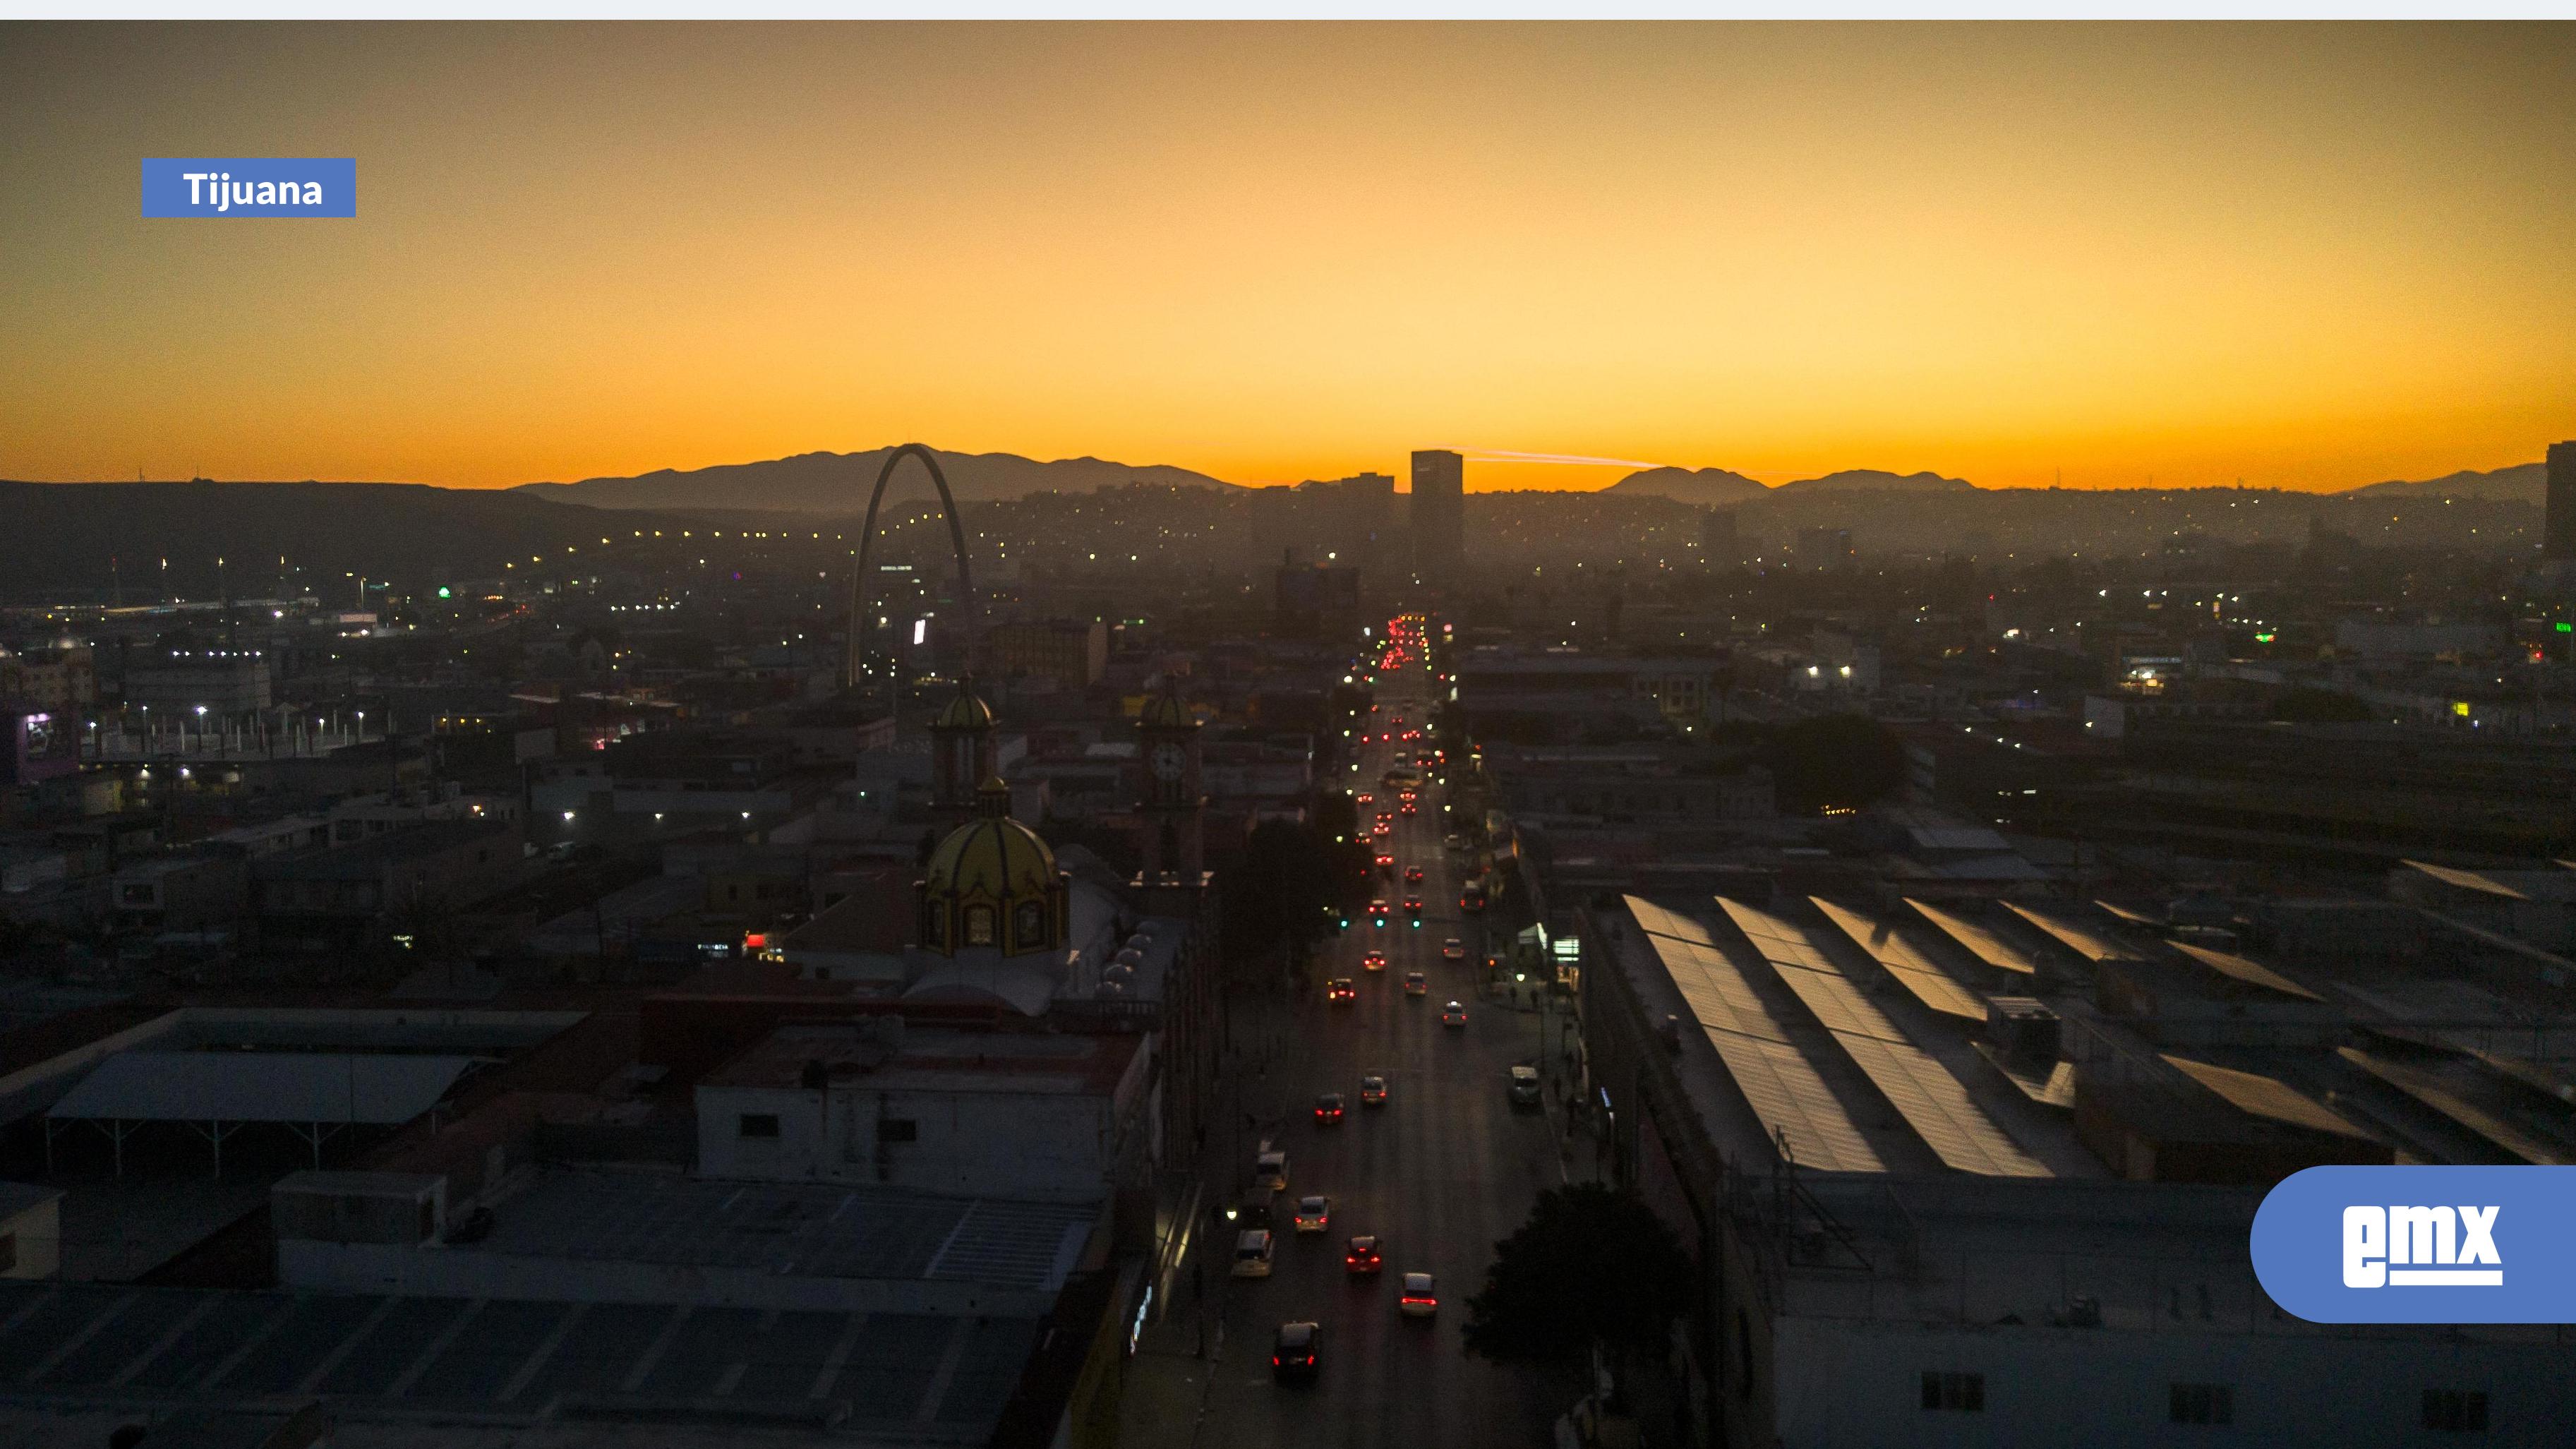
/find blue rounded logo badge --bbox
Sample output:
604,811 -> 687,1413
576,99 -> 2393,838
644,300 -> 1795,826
2251,1165 -> 2576,1323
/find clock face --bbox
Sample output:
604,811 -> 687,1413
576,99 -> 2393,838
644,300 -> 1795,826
1151,741 -> 1187,783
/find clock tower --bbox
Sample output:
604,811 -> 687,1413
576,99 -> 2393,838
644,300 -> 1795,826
1135,677 -> 1203,882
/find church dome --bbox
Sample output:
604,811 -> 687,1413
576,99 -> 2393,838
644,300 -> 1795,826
933,678 -> 994,732
917,778 -> 1066,956
1138,687 -> 1191,730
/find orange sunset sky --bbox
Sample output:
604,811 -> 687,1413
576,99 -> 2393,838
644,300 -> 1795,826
1,20 -> 2570,494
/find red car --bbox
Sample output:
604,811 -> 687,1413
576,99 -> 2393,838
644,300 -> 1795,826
1344,1234 -> 1383,1275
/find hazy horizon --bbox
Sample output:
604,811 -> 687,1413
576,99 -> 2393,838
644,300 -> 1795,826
4,22 -> 2571,493
0,443 -> 2553,496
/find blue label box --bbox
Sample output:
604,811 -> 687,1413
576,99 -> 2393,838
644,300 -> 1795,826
2252,1165 -> 2576,1323
142,158 -> 356,218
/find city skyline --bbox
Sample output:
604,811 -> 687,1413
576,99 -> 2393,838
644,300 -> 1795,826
4,22 -> 2572,493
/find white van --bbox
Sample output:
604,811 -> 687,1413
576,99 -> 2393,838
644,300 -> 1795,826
1254,1148 -> 1289,1194
1232,1229 -> 1276,1277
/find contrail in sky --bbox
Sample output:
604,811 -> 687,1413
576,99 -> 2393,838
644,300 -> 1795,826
1445,448 -> 1664,469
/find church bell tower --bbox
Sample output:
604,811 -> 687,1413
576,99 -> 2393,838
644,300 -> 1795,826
1134,677 -> 1203,882
929,677 -> 996,826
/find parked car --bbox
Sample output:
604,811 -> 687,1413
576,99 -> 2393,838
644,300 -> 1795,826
1233,1229 -> 1275,1277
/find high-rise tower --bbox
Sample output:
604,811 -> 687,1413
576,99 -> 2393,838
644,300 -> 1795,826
1409,450 -> 1464,582
2548,442 -> 2576,562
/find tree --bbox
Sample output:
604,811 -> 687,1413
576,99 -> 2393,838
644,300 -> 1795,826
2268,686 -> 2371,723
1462,1182 -> 1692,1376
1215,818 -> 1352,961
1767,714 -> 1903,814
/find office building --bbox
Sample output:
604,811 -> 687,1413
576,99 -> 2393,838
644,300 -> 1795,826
1410,449 -> 1464,580
1701,506 -> 1739,565
2549,440 -> 2576,562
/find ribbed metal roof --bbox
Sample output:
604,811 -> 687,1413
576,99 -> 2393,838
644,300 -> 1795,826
1718,899 -> 2049,1179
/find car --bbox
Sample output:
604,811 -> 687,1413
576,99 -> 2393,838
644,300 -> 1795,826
1400,800 -> 1417,817
1399,1273 -> 1439,1317
1292,1195 -> 1331,1233
1359,1074 -> 1388,1105
1368,898 -> 1390,920
1229,1193 -> 1271,1229
1509,1064 -> 1542,1110
1404,866 -> 1424,886
1326,978 -> 1358,1004
1254,1147 -> 1289,1194
1272,1321 -> 1320,1382
1314,1092 -> 1345,1124
1402,896 -> 1424,916
1361,949 -> 1388,972
1344,1234 -> 1383,1275
1441,937 -> 1467,961
1443,834 -> 1465,850
1441,1001 -> 1467,1028
1403,970 -> 1428,997
1356,792 -> 1374,807
1232,1229 -> 1275,1277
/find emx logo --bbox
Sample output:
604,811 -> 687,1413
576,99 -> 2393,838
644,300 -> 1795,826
2255,1167 -> 2573,1323
2343,1204 -> 2502,1288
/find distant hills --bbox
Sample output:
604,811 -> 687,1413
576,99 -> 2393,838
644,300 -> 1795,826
1603,467 -> 1769,507
1608,465 -> 1979,504
1608,461 -> 2541,505
517,447 -> 1234,511
0,479 -> 682,600
2342,462 -> 2542,504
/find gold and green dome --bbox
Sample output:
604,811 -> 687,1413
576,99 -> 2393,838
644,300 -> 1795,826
1138,687 -> 1192,730
917,778 -> 1067,956
934,679 -> 994,732
925,782 -> 1057,899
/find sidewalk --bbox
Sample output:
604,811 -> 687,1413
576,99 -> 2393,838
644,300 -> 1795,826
1117,1255 -> 1229,1449
1117,990 -> 1277,1449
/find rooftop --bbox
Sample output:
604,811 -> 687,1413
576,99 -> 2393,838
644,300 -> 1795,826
0,1280 -> 1036,1441
481,1170 -> 1101,1294
706,1023 -> 1144,1099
